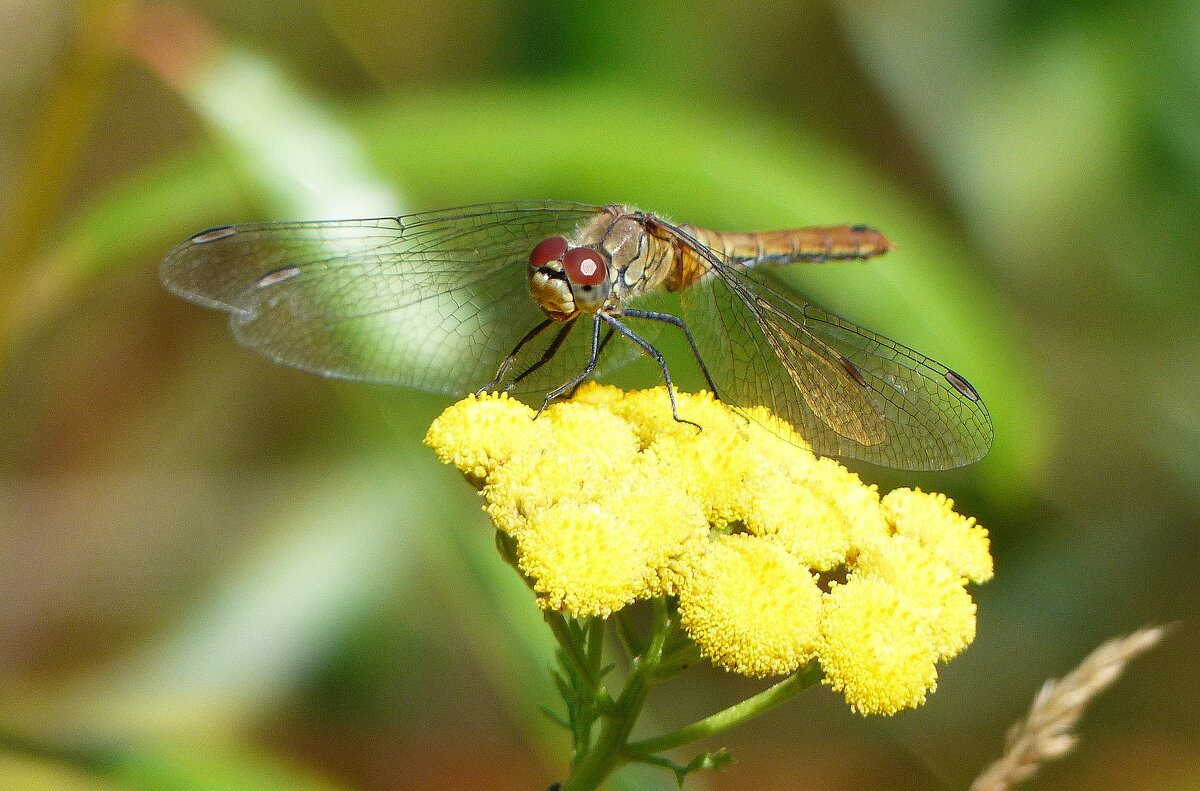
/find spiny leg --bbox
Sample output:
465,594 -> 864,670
595,323 -> 617,361
477,317 -> 554,394
510,319 -> 575,389
599,312 -> 701,431
537,314 -> 602,416
561,325 -> 615,400
618,308 -> 720,398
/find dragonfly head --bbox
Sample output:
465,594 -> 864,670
528,236 -> 612,319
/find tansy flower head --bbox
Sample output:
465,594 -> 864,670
425,385 -> 992,715
677,533 -> 824,677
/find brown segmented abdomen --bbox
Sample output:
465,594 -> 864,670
659,223 -> 895,290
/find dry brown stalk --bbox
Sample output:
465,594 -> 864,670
969,626 -> 1166,791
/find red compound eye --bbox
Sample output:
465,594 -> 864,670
563,246 -> 607,286
530,236 -> 568,267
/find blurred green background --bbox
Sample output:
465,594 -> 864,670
2,0 -> 1198,789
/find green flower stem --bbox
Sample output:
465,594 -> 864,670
585,617 -> 606,675
623,662 -> 823,759
550,604 -> 823,788
559,599 -> 674,791
545,612 -> 598,690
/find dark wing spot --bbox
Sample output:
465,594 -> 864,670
839,355 -> 869,387
190,225 -> 237,244
945,369 -> 982,401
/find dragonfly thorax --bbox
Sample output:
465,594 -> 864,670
528,235 -> 613,319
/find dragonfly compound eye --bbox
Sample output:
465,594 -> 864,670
563,246 -> 608,287
530,236 -> 569,267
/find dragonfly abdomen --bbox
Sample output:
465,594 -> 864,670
681,225 -> 895,269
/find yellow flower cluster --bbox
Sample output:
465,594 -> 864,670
424,384 -> 993,715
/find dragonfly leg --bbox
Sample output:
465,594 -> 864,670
537,315 -> 602,416
618,308 -> 721,399
600,313 -> 701,431
561,325 -> 615,399
510,319 -> 575,392
476,317 -> 555,394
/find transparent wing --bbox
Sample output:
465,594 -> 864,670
161,200 -> 643,396
676,242 -> 993,470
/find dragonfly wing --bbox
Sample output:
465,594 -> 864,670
162,201 -> 639,395
680,262 -> 993,470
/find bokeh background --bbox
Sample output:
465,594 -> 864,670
2,0 -> 1198,789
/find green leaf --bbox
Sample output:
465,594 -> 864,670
678,748 -> 735,783
539,705 -> 570,730
630,747 -> 735,788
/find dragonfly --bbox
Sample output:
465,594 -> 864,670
161,200 -> 992,470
